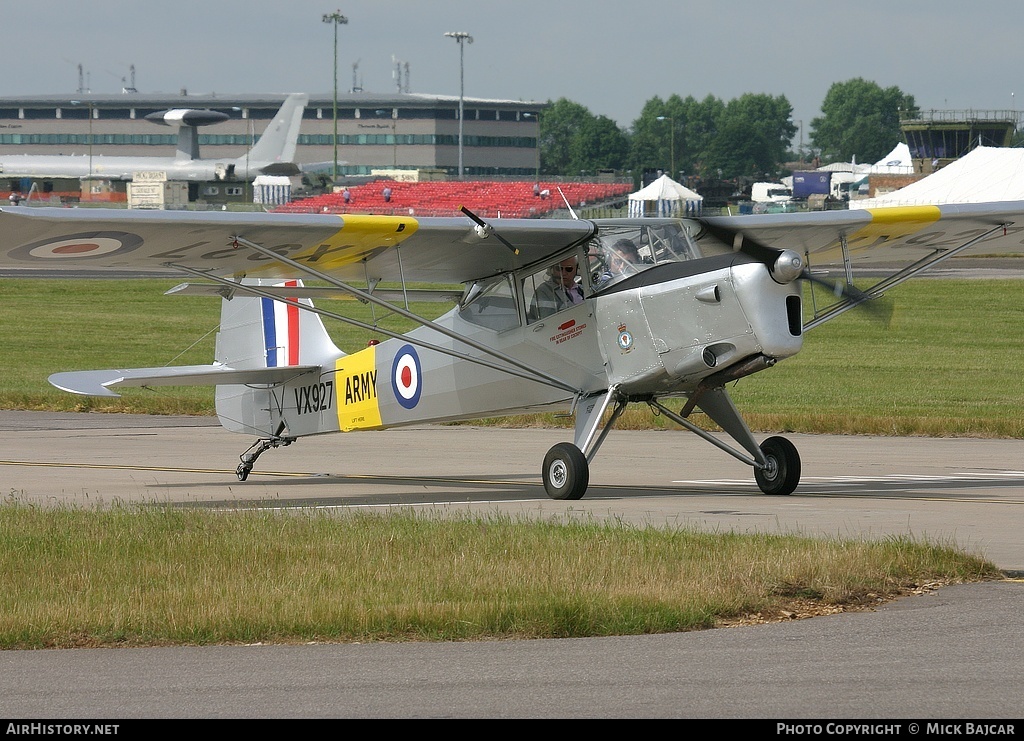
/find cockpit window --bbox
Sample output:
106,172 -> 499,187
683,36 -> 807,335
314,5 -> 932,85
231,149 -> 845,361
458,275 -> 520,332
587,222 -> 701,291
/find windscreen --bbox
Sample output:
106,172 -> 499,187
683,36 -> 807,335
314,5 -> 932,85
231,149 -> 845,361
587,221 -> 701,291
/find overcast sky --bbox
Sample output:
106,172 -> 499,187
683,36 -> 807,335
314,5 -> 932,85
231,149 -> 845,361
4,0 -> 1020,147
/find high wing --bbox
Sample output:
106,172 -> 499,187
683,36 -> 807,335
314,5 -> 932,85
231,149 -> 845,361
0,206 -> 596,284
701,202 -> 1024,264
698,201 -> 1024,328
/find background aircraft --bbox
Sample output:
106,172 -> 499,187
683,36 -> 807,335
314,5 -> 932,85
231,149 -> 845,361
0,201 -> 1021,499
0,93 -> 308,182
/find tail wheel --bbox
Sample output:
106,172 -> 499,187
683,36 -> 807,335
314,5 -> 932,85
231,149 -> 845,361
754,436 -> 801,495
542,442 -> 589,500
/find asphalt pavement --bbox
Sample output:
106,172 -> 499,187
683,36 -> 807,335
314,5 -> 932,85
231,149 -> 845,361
1,411 -> 1022,719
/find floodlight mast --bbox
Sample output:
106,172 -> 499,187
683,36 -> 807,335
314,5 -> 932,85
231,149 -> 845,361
322,10 -> 349,184
444,31 -> 473,179
656,115 -> 675,179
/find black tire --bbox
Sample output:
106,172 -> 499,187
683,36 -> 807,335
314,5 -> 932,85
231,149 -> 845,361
542,442 -> 590,500
754,436 -> 801,495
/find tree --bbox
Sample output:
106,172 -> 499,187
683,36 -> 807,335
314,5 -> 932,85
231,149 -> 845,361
570,114 -> 629,175
628,93 -> 793,181
538,98 -> 628,176
810,78 -> 917,163
702,94 -> 796,179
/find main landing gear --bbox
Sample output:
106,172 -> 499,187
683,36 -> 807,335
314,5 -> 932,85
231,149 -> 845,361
542,442 -> 589,500
540,433 -> 801,500
753,436 -> 801,496
236,436 -> 293,481
539,386 -> 803,501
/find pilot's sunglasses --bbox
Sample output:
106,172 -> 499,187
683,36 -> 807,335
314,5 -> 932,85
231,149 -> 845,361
558,266 -> 577,272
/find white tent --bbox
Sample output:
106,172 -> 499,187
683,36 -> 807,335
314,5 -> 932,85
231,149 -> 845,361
252,175 -> 292,205
869,142 -> 914,174
628,174 -> 703,217
852,146 -> 1024,209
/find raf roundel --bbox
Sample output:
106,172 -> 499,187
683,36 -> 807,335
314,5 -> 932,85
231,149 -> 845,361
12,231 -> 144,262
391,344 -> 422,409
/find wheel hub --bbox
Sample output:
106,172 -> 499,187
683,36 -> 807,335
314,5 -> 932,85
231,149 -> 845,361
549,460 -> 567,488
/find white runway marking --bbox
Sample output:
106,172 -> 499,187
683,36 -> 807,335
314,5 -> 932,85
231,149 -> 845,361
675,471 -> 1024,489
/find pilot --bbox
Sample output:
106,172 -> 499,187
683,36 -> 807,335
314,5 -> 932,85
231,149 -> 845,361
594,239 -> 641,289
531,257 -> 585,319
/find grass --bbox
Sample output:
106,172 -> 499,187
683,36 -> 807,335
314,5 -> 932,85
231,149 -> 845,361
0,503 -> 1001,649
0,277 -> 1017,648
2,277 -> 1023,437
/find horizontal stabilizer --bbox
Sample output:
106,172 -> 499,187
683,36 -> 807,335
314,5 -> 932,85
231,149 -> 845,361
49,363 -> 320,398
165,282 -> 462,303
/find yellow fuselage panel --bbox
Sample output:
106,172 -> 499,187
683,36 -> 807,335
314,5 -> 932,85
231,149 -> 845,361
334,346 -> 383,431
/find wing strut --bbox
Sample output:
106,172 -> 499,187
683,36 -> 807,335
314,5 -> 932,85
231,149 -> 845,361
219,236 -> 579,393
169,263 -> 578,394
804,221 -> 1011,330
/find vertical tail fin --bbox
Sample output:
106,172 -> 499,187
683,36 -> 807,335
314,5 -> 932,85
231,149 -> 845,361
215,278 -> 343,436
243,93 -> 308,171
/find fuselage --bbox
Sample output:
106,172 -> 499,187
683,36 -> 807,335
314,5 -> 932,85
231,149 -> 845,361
0,154 -> 268,182
217,252 -> 804,440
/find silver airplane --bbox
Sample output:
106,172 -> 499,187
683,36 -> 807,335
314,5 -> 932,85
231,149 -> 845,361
0,93 -> 307,182
0,200 -> 1020,499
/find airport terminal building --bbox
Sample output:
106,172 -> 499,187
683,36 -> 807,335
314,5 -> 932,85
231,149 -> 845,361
0,90 -> 544,187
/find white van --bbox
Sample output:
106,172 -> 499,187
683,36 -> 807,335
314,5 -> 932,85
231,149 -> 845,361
751,182 -> 793,204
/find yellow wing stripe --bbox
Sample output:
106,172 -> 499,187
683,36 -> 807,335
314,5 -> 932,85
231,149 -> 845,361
863,205 -> 941,225
858,205 -> 941,236
827,205 -> 944,254
292,214 -> 421,273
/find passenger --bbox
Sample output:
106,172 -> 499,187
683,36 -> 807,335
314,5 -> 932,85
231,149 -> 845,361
594,239 -> 641,289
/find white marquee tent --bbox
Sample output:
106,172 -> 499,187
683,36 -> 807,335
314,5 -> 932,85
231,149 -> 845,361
868,142 -> 915,175
627,174 -> 703,217
853,146 -> 1024,209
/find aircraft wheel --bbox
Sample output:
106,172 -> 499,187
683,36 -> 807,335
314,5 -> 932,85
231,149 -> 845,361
754,436 -> 801,495
543,442 -> 589,500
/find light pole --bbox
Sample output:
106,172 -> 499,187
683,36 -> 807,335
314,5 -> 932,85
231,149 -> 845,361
376,108 -> 398,168
523,112 -> 539,180
444,31 -> 473,179
71,99 -> 94,199
656,115 -> 674,180
322,10 -> 348,184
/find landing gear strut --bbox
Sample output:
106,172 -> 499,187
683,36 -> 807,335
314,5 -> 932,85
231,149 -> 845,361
236,437 -> 293,481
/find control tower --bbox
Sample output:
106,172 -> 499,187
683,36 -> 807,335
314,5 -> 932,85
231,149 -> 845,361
900,110 -> 1018,172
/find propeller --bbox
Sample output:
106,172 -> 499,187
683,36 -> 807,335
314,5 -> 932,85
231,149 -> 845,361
460,206 -> 520,255
699,220 -> 882,316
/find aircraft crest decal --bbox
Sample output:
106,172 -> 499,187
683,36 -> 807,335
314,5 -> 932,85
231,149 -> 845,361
617,325 -> 634,353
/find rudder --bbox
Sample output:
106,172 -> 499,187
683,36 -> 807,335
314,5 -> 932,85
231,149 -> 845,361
215,278 -> 344,437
